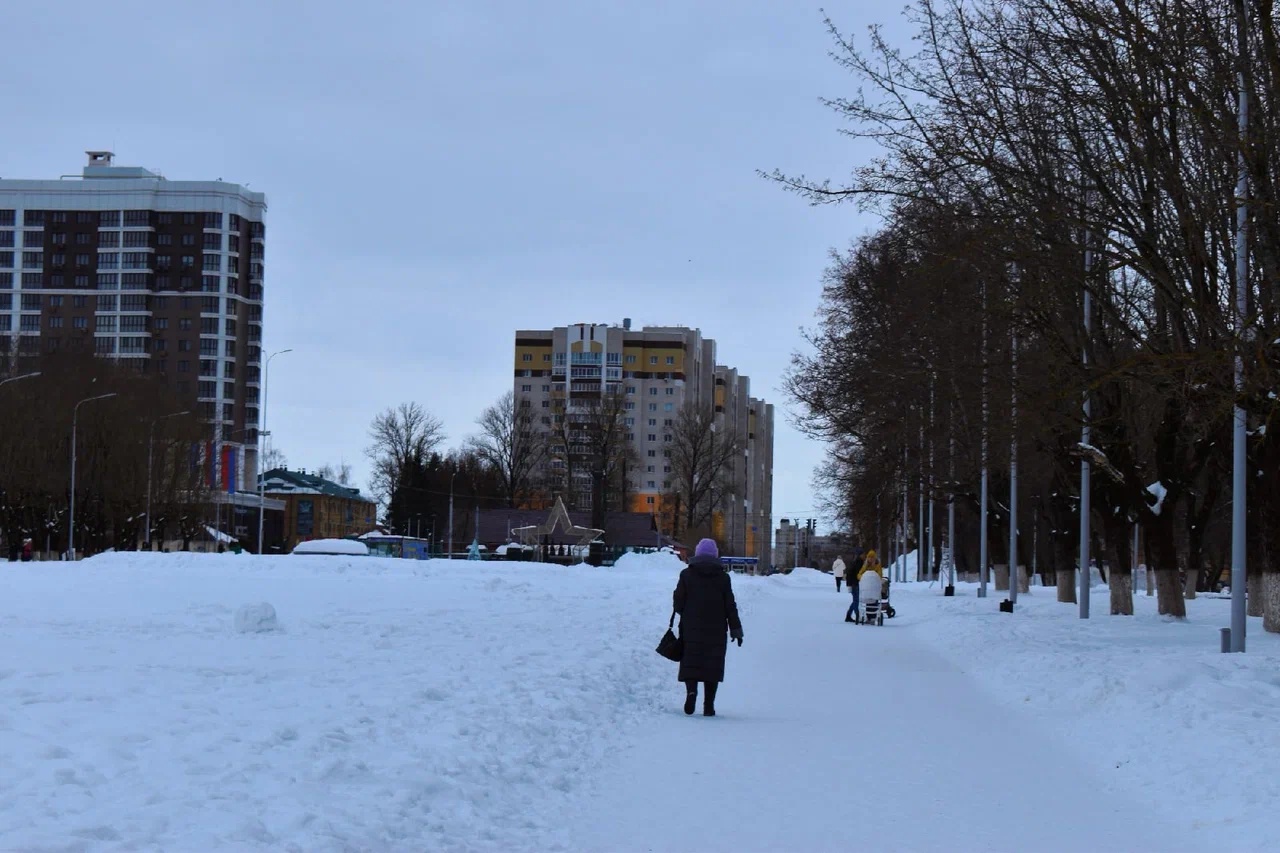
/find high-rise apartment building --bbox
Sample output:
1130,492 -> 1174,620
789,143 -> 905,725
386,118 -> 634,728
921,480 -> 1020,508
0,151 -> 267,487
513,320 -> 774,565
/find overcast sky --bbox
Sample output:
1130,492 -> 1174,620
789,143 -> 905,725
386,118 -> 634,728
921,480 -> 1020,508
4,1 -> 907,537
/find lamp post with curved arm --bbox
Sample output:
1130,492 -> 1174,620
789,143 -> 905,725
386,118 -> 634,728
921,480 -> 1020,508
256,348 -> 293,554
69,392 -> 118,560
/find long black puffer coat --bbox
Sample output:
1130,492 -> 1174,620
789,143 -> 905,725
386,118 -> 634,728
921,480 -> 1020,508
673,555 -> 744,683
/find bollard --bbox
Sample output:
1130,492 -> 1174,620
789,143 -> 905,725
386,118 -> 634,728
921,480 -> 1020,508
944,585 -> 955,597
999,599 -> 1014,613
1220,627 -> 1231,654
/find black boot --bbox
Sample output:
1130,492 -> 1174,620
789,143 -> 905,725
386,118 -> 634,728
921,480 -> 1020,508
703,682 -> 718,717
684,683 -> 697,716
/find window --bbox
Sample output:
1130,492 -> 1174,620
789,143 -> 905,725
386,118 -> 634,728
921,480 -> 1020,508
122,252 -> 148,268
664,403 -> 674,412
664,465 -> 672,473
121,316 -> 148,332
0,232 -> 11,248
154,338 -> 167,351
0,294 -> 8,309
648,403 -> 657,412
99,253 -> 119,269
74,232 -> 91,246
0,211 -> 13,226
625,354 -> 636,364
202,253 -> 220,271
97,232 -> 119,248
200,338 -> 218,355
521,384 -> 532,392
224,319 -> 236,336
178,360 -> 191,373
123,232 -> 150,248
648,388 -> 657,396
22,273 -> 40,287
647,434 -> 657,442
647,418 -> 657,426
121,273 -> 147,290
45,293 -> 61,307
94,336 -> 116,353
72,295 -> 87,308
646,465 -> 655,473
625,417 -> 635,426
226,277 -> 239,295
202,276 -> 219,293
121,295 -> 146,311
157,233 -> 172,246
521,353 -> 532,362
647,450 -> 656,458
181,255 -> 194,268
223,361 -> 235,378
542,353 -> 551,362
22,252 -> 42,269
0,252 -> 11,267
203,233 -> 222,249
663,434 -> 673,442
157,213 -> 173,225
666,356 -> 675,365
96,316 -> 117,332
156,255 -> 171,269
50,232 -> 67,246
198,381 -> 216,398
541,384 -> 550,392
123,211 -> 150,227
96,273 -> 118,289
74,275 -> 89,288
624,402 -> 636,410
155,317 -> 168,330
182,213 -> 197,226
204,212 -> 223,229
121,336 -> 148,354
200,318 -> 218,334
625,385 -> 636,394
155,359 -> 167,373
21,294 -> 41,310
96,295 -> 117,311
179,318 -> 192,331
199,359 -> 216,376
50,253 -> 65,267
0,315 -> 9,332
541,400 -> 550,408
23,211 -> 44,226
625,432 -> 635,441
99,211 -> 120,227
649,356 -> 658,365
202,296 -> 220,313
178,339 -> 191,351
224,381 -> 235,398
647,481 -> 656,489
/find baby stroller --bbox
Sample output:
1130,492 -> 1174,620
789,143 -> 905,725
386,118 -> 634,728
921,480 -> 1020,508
858,572 -> 887,626
881,576 -> 896,620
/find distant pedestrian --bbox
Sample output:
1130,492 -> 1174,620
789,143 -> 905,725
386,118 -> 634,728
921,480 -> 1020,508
21,539 -> 33,562
832,555 -> 846,592
673,538 -> 743,717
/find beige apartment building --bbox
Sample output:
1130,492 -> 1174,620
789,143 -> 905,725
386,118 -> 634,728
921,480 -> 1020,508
513,320 -> 774,565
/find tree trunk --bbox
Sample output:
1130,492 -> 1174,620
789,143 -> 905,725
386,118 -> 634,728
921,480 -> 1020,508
1154,567 -> 1185,617
1110,570 -> 1134,615
1183,570 -> 1197,600
1263,570 -> 1280,634
1057,570 -> 1077,603
994,563 -> 1010,591
1017,564 -> 1030,593
1248,572 -> 1264,617
1148,515 -> 1186,618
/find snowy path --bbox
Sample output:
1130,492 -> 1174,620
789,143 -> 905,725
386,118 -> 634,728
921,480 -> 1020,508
573,583 -> 1190,853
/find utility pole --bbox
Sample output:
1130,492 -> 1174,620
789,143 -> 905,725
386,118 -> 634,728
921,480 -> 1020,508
1007,325 -> 1020,610
979,278 -> 990,598
69,392 -> 117,560
1228,0 -> 1250,652
1080,219 -> 1094,618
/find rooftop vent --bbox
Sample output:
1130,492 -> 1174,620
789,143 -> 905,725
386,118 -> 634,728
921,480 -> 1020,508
86,150 -> 114,167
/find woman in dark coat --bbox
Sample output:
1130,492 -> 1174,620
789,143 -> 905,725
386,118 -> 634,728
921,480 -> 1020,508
673,538 -> 744,717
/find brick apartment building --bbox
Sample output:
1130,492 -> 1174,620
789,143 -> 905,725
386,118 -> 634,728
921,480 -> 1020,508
0,151 -> 267,493
513,320 -> 774,564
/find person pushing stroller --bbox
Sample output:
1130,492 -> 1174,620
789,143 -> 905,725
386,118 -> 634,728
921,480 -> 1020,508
845,550 -> 882,623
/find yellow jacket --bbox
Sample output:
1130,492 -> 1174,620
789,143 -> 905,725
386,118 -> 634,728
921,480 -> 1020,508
857,551 -> 883,581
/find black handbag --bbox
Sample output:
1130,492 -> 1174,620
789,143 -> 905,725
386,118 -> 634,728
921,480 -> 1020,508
656,611 -> 683,662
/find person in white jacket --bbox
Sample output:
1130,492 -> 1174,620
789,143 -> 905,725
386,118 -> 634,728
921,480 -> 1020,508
832,556 -> 847,592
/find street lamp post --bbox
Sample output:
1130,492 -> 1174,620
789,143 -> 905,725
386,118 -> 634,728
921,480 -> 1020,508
448,471 -> 459,559
0,371 -> 40,388
257,348 -> 293,555
145,410 -> 190,551
69,392 -> 118,560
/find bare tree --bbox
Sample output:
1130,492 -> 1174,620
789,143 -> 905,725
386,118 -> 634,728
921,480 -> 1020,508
261,446 -> 288,472
315,462 -> 353,485
666,403 -> 743,542
365,402 -> 446,506
466,391 -> 549,508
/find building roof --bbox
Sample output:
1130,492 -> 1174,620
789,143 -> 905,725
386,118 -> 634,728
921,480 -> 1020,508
260,468 -> 375,504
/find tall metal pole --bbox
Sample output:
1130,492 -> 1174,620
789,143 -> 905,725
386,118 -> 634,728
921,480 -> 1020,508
1230,0 -> 1250,652
928,374 -> 936,583
257,348 -> 293,555
448,470 -> 458,559
901,445 -> 909,583
146,410 -> 189,550
1080,227 -> 1094,618
69,392 -> 117,561
948,402 -> 956,588
1009,328 -> 1020,606
918,411 -> 925,584
979,279 -> 990,598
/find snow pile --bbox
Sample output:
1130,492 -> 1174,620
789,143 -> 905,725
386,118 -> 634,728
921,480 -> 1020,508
292,538 -> 369,556
234,602 -> 279,633
610,549 -> 685,574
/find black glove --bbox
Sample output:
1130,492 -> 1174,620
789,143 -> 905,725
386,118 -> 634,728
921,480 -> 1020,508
731,628 -> 743,647
735,636 -> 743,647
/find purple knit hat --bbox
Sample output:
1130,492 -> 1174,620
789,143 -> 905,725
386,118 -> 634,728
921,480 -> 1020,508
694,538 -> 719,559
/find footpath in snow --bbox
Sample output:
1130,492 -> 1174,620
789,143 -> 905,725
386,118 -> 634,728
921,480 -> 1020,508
1,551 -> 1277,851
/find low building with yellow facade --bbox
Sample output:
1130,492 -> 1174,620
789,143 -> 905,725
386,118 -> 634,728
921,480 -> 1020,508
513,320 -> 773,567
259,468 -> 378,552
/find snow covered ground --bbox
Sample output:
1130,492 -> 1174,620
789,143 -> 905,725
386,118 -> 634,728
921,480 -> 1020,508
0,551 -> 1274,850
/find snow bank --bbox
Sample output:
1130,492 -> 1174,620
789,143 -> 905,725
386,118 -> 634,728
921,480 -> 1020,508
610,550 -> 685,574
292,538 -> 369,556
